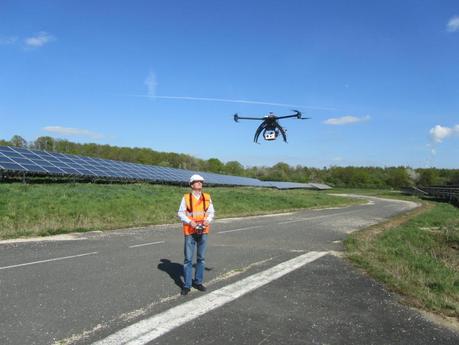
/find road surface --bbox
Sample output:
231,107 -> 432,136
0,195 -> 457,345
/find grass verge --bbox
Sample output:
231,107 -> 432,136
0,182 -> 360,239
345,199 -> 459,319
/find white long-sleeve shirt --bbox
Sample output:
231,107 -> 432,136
177,192 -> 215,224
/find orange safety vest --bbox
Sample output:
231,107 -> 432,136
182,192 -> 212,235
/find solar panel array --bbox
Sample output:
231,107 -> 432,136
263,181 -> 332,190
0,146 -> 331,190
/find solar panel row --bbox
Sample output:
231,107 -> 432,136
263,181 -> 332,190
0,146 -> 330,190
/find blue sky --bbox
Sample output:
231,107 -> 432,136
1,0 -> 458,168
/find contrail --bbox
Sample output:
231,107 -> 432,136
136,95 -> 335,111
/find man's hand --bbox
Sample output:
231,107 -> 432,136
203,220 -> 210,226
190,221 -> 198,228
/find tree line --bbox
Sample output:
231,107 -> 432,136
2,135 -> 458,188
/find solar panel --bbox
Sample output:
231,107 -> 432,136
0,146 -> 330,189
261,181 -> 333,190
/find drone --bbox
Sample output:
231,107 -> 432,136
233,110 -> 310,143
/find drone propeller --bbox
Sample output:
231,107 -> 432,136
292,109 -> 302,119
292,109 -> 311,120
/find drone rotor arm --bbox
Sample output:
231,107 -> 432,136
276,110 -> 311,120
237,116 -> 266,120
275,114 -> 300,120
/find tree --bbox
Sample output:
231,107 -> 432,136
32,136 -> 56,151
10,135 -> 27,148
417,169 -> 439,186
224,161 -> 244,176
206,158 -> 224,173
447,171 -> 459,185
385,167 -> 411,188
268,162 -> 291,181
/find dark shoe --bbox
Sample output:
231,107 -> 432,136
194,283 -> 207,292
181,287 -> 190,296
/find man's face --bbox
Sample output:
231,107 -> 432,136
191,181 -> 203,192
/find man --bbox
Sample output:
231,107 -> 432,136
177,174 -> 215,296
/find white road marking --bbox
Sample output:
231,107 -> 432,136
217,225 -> 263,234
0,252 -> 98,271
92,251 -> 328,345
0,234 -> 87,244
128,241 -> 165,248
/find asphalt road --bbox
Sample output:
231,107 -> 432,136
0,195 -> 457,345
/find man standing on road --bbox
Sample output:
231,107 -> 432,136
177,174 -> 215,296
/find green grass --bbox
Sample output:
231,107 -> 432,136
345,201 -> 459,318
330,187 -> 421,202
0,183 -> 360,239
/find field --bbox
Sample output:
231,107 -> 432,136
0,182 -> 359,239
346,198 -> 459,319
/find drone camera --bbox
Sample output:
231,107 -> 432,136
264,130 -> 277,140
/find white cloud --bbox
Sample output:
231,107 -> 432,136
145,71 -> 158,97
323,115 -> 370,125
0,36 -> 17,45
24,31 -> 55,47
447,15 -> 459,32
43,126 -> 103,140
429,124 -> 459,143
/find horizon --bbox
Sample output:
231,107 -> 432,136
1,134 -> 457,171
1,1 -> 458,169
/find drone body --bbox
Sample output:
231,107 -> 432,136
233,110 -> 310,143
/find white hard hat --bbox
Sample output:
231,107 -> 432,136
189,174 -> 204,184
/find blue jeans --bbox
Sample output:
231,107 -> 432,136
183,234 -> 208,289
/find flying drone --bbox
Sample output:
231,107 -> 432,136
233,110 -> 310,143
